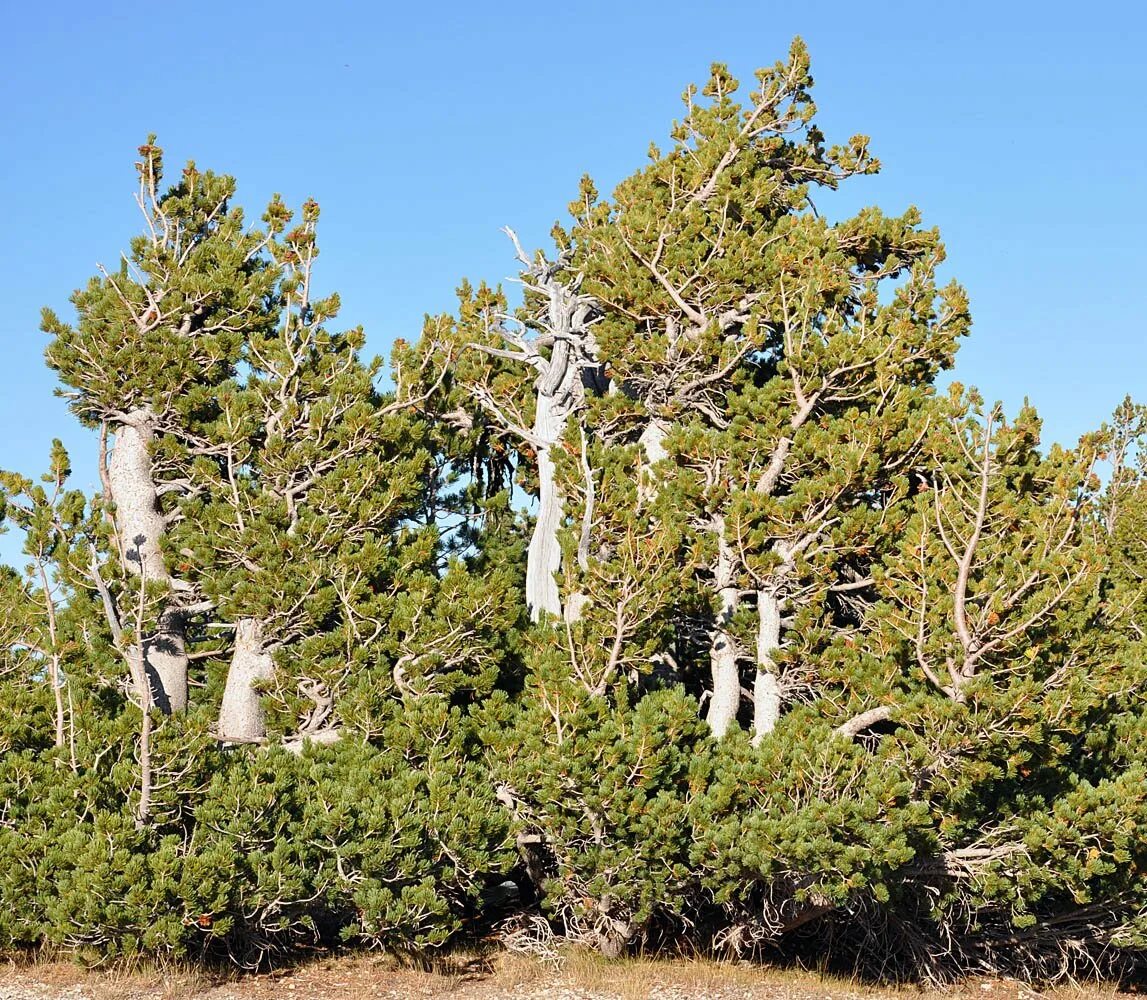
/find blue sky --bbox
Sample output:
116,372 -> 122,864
2,0 -> 1144,563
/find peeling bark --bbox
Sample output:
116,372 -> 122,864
218,618 -> 275,742
752,591 -> 782,746
107,408 -> 189,713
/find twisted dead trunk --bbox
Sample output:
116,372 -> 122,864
527,391 -> 565,621
107,408 -> 188,713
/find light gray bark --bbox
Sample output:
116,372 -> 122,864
834,705 -> 893,739
706,526 -> 741,737
107,408 -> 189,713
218,618 -> 275,742
482,230 -> 600,624
143,609 -> 188,714
639,419 -> 669,464
126,642 -> 152,827
637,418 -> 669,506
526,392 -> 565,621
108,410 -> 170,582
35,561 -> 66,749
564,591 -> 591,624
752,591 -> 782,746
282,728 -> 341,754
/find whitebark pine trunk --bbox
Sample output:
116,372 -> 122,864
524,324 -> 590,623
490,236 -> 602,623
527,391 -> 565,622
706,525 -> 741,737
752,590 -> 782,745
108,408 -> 188,713
637,418 -> 669,506
218,618 -> 275,742
127,643 -> 152,827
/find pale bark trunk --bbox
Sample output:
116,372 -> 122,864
283,728 -> 342,754
834,705 -> 893,739
108,408 -> 189,713
564,592 -> 591,624
36,562 -> 66,749
49,654 -> 66,750
137,691 -> 152,827
143,609 -> 187,713
485,236 -> 601,624
526,392 -> 565,622
706,526 -> 741,737
218,618 -> 275,742
752,591 -> 782,746
707,586 -> 741,737
127,643 -> 151,827
638,420 -> 669,464
637,418 -> 669,506
108,412 -> 169,581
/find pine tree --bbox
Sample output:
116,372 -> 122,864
0,441 -> 91,751
833,392 -> 1141,975
561,40 -> 969,738
166,194 -> 427,745
1,44 -> 1145,980
43,139 -> 277,715
5,142 -> 520,961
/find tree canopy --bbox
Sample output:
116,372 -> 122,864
0,40 -> 1143,983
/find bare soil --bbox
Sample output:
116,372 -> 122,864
0,953 -> 1134,1000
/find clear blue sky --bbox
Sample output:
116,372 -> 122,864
2,0 -> 1144,563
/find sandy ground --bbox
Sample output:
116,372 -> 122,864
0,954 -> 1134,1000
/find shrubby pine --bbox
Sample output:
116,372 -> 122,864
0,40 -> 1143,983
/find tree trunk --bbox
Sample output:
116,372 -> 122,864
481,237 -> 600,623
218,618 -> 275,742
706,526 -> 741,737
752,590 -> 782,746
36,562 -> 66,749
143,608 -> 188,714
108,408 -> 189,713
126,643 -> 152,827
526,392 -> 565,622
637,418 -> 669,506
108,410 -> 171,582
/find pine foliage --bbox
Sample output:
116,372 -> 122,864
0,42 -> 1143,983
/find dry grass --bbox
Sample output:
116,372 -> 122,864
0,949 -> 1137,1000
483,947 -> 1133,1000
0,955 -> 220,1000
490,949 -> 846,999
